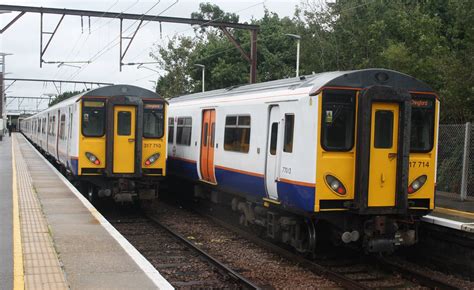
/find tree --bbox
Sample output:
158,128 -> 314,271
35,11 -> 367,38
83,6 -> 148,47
49,91 -> 83,107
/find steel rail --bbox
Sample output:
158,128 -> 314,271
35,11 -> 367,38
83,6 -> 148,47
146,214 -> 261,290
375,257 -> 460,290
195,210 -> 369,290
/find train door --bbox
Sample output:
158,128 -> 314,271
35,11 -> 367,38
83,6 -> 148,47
265,105 -> 281,200
113,106 -> 136,174
200,109 -> 216,183
367,103 -> 399,206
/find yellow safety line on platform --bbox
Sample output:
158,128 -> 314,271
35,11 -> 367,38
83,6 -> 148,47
12,136 -> 25,290
436,207 -> 474,218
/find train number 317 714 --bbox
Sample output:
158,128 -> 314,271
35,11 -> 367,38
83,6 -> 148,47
409,161 -> 430,168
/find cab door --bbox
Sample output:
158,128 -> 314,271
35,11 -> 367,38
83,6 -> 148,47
265,105 -> 281,200
368,103 -> 399,206
200,109 -> 216,183
113,106 -> 136,174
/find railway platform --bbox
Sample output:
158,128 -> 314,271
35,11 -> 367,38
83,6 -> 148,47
422,193 -> 474,233
0,133 -> 172,290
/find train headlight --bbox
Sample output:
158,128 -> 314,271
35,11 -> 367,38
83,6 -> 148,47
145,153 -> 160,166
408,175 -> 427,194
85,152 -> 101,165
325,175 -> 346,195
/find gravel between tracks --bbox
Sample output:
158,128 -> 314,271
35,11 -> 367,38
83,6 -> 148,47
155,202 -> 338,289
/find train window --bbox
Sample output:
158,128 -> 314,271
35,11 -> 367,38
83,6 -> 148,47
143,103 -> 164,138
176,117 -> 192,146
42,118 -> 46,134
203,123 -> 208,146
52,116 -> 56,136
117,111 -> 132,136
211,122 -> 215,147
168,117 -> 174,144
284,114 -> 294,153
374,110 -> 393,148
410,96 -> 435,152
270,122 -> 278,155
82,101 -> 105,137
59,114 -> 66,140
224,115 -> 251,153
321,90 -> 356,151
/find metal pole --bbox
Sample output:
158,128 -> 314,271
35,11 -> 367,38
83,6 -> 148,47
202,67 -> 205,92
296,39 -> 300,77
250,29 -> 257,84
460,122 -> 471,201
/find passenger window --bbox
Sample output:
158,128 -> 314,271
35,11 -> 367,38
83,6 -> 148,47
211,123 -> 215,147
321,90 -> 356,151
117,111 -> 131,136
168,117 -> 174,144
176,117 -> 192,146
283,114 -> 294,153
374,110 -> 393,148
270,122 -> 278,155
224,115 -> 251,153
410,96 -> 435,152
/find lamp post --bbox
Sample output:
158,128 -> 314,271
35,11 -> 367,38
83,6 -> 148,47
285,34 -> 301,77
194,64 -> 205,92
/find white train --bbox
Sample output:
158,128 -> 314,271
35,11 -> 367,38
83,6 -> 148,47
167,69 -> 439,253
21,85 -> 167,203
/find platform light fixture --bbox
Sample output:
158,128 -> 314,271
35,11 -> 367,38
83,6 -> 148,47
285,34 -> 301,77
194,64 -> 205,92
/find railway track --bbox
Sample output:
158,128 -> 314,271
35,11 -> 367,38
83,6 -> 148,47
188,202 -> 462,289
106,211 -> 260,289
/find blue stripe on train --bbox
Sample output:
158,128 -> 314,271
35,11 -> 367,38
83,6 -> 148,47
168,158 -> 199,180
167,157 -> 315,212
277,181 -> 315,212
215,167 -> 266,199
70,158 -> 78,175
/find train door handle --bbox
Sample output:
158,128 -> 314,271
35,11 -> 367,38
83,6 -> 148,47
128,138 -> 135,142
388,153 -> 397,160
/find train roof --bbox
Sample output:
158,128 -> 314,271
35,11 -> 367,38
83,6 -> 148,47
169,68 -> 436,103
23,85 -> 162,120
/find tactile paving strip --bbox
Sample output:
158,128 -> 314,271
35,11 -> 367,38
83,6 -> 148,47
13,136 -> 69,290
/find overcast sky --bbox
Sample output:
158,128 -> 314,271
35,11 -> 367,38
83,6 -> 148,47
0,0 -> 300,113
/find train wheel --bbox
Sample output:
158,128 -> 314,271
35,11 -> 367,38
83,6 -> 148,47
304,218 -> 317,258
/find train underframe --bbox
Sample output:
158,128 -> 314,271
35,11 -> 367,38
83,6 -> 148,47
193,184 -> 419,254
76,176 -> 161,204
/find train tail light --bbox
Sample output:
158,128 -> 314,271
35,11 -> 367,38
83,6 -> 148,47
144,153 -> 160,166
85,152 -> 101,165
325,175 -> 347,195
408,175 -> 427,194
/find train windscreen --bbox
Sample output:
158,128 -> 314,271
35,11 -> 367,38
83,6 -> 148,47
143,103 -> 164,138
82,100 -> 105,137
410,96 -> 435,152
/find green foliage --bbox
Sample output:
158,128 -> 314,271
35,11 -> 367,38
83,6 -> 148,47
152,0 -> 474,122
49,91 -> 83,107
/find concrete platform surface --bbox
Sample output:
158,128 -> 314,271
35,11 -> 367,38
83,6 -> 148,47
0,136 -> 13,290
11,133 -> 173,290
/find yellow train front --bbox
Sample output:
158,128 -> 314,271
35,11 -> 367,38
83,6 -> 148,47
77,85 -> 167,203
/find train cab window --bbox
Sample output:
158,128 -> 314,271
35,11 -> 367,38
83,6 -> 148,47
117,111 -> 132,136
176,117 -> 192,146
410,96 -> 435,152
284,114 -> 295,153
224,115 -> 251,153
143,103 -> 164,138
374,110 -> 393,148
168,117 -> 174,144
82,101 -> 105,137
321,90 -> 356,151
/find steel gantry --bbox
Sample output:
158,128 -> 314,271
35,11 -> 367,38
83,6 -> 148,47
0,4 -> 260,83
